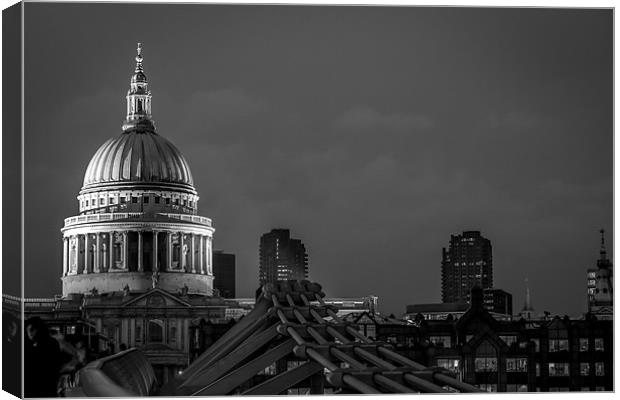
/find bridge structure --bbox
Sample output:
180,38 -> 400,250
159,280 -> 481,395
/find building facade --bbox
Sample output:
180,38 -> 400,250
482,289 -> 513,316
259,229 -> 308,285
587,229 -> 613,319
360,288 -> 613,392
213,250 -> 236,298
441,231 -> 493,303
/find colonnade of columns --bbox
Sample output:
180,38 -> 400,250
63,230 -> 213,276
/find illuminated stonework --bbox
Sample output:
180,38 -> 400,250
61,44 -> 214,296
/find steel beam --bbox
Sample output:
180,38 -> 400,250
240,362 -> 324,396
179,324 -> 281,391
191,339 -> 296,396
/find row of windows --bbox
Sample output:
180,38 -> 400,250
82,196 -> 195,208
476,385 -> 607,393
428,336 -> 604,351
441,357 -> 606,376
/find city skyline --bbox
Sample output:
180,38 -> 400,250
18,4 -> 612,316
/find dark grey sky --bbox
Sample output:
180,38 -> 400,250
22,4 -> 612,316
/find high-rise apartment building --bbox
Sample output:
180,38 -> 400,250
441,231 -> 493,303
213,250 -> 236,298
259,229 -> 308,285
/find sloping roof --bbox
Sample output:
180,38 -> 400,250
406,302 -> 469,314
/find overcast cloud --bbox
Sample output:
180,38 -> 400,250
19,4 -> 612,316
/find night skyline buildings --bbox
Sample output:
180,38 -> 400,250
259,229 -> 308,285
17,5 -> 612,317
441,231 -> 493,303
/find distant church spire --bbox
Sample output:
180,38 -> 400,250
122,42 -> 154,132
520,275 -> 535,319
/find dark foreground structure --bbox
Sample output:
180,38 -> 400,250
67,280 -> 481,395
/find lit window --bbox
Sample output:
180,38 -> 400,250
548,363 -> 569,376
594,338 -> 604,351
549,339 -> 569,352
475,357 -> 497,372
477,384 -> 497,392
579,338 -> 589,351
531,338 -> 540,351
437,358 -> 460,375
580,363 -> 590,376
536,363 -> 540,376
506,358 -> 527,372
429,336 -> 451,348
595,362 -> 604,376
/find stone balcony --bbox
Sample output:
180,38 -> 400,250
63,212 -> 212,228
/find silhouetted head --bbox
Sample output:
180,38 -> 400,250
25,316 -> 48,342
3,312 -> 19,340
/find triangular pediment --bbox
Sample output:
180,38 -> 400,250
122,288 -> 192,308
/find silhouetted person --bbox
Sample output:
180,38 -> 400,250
24,317 -> 62,398
3,313 -> 21,397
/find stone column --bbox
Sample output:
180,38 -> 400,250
202,236 -> 208,274
109,232 -> 115,270
207,236 -> 212,275
102,235 -> 108,272
70,236 -> 77,275
122,231 -> 128,270
84,234 -> 91,274
167,232 -> 173,271
199,235 -> 205,274
137,231 -> 143,272
95,233 -> 101,273
180,233 -> 186,271
62,237 -> 68,276
190,234 -> 196,273
153,231 -> 159,272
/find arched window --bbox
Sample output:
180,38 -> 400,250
148,319 -> 164,343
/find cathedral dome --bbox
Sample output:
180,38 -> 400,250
81,130 -> 195,192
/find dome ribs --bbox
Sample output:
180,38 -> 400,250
121,133 -> 136,180
80,131 -> 195,192
110,134 -> 127,182
96,138 -> 119,184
